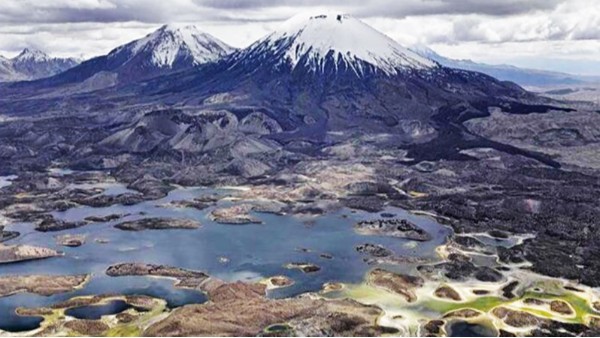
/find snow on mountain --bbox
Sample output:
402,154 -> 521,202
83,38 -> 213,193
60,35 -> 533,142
23,24 -> 236,88
112,24 -> 235,68
233,12 -> 436,76
0,48 -> 79,82
13,48 -> 51,63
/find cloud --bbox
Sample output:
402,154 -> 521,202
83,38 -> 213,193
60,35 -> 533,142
0,0 -> 568,25
365,0 -> 600,45
0,22 -> 158,58
359,0 -> 563,17
0,0 -> 207,24
195,0 -> 563,17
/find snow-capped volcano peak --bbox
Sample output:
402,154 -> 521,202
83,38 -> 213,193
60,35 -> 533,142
246,12 -> 436,76
115,23 -> 235,68
14,48 -> 50,62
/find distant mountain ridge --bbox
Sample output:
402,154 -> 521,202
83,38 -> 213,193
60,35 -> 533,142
409,45 -> 587,87
0,48 -> 79,82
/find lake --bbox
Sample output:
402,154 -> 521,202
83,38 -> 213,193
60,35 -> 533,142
0,185 -> 451,332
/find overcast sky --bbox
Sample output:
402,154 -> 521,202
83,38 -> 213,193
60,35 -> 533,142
0,0 -> 598,75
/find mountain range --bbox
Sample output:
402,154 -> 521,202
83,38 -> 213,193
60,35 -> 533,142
2,20 -> 595,89
409,45 -> 591,87
0,48 -> 79,82
28,24 -> 235,89
0,12 -> 566,172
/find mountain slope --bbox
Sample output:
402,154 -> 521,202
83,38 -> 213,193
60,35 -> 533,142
25,24 -> 235,88
0,48 -> 79,82
410,45 -> 585,87
0,56 -> 20,82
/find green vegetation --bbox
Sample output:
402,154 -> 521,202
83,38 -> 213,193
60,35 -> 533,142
423,289 -> 599,325
522,290 -> 600,322
339,273 -> 600,335
423,296 -> 505,314
105,325 -> 141,337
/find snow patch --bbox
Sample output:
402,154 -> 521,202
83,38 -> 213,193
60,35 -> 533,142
14,48 -> 49,62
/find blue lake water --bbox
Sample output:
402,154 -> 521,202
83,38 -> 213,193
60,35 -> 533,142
0,186 -> 450,332
448,321 -> 498,337
65,299 -> 135,320
47,168 -> 75,176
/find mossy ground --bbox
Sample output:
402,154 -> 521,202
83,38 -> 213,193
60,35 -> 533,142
333,275 -> 600,335
105,325 -> 142,337
424,290 -> 599,323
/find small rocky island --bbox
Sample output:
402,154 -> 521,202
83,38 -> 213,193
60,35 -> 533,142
210,204 -> 262,224
55,234 -> 87,247
113,218 -> 200,231
355,218 -> 432,241
0,244 -> 62,264
0,274 -> 89,297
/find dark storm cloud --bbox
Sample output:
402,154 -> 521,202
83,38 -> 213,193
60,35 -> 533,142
0,1 -> 167,24
195,0 -> 564,18
193,0 -> 345,9
0,0 -> 281,27
0,0 -> 565,26
0,0 -> 289,26
361,0 -> 563,17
